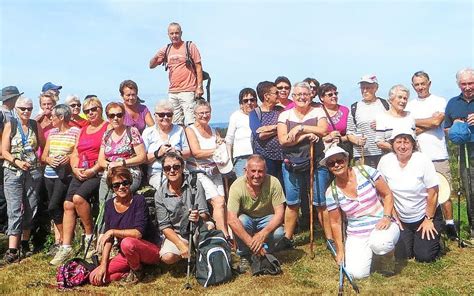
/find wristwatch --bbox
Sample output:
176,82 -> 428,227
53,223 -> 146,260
424,215 -> 433,220
299,124 -> 304,132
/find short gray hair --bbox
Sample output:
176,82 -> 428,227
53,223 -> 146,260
456,67 -> 474,84
15,96 -> 33,107
53,104 -> 72,122
65,95 -> 80,105
388,84 -> 410,100
193,99 -> 211,112
293,81 -> 311,91
155,100 -> 173,112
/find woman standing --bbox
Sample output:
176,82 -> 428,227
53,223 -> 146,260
276,81 -> 327,249
324,146 -> 398,279
89,167 -> 160,285
41,104 -> 80,254
225,88 -> 258,176
377,128 -> 441,263
142,100 -> 190,190
65,95 -> 88,128
186,100 -> 229,238
119,80 -> 154,134
1,97 -> 44,264
49,97 -> 108,265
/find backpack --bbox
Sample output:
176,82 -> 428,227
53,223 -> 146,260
103,125 -> 133,145
9,118 -> 40,144
350,97 -> 390,126
195,222 -> 233,287
56,258 -> 97,289
330,165 -> 375,204
163,40 -> 199,74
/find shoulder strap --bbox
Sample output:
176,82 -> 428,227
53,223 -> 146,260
350,101 -> 358,126
255,106 -> 262,122
9,118 -> 18,141
331,180 -> 339,206
379,98 -> 390,110
126,126 -> 133,142
163,43 -> 173,71
322,105 -> 337,130
29,119 -> 39,144
103,128 -> 114,144
185,41 -> 197,74
356,165 -> 375,187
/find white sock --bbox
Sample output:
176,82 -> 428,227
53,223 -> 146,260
445,220 -> 454,225
62,245 -> 72,249
85,234 -> 93,240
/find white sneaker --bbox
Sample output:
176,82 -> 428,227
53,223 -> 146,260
49,246 -> 73,266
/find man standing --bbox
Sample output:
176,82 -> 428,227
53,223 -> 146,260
41,82 -> 62,101
347,75 -> 390,168
149,22 -> 204,126
445,68 -> 474,239
227,154 -> 285,272
0,86 -> 22,234
406,71 -> 458,240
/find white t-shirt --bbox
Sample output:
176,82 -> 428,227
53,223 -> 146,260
375,111 -> 416,144
377,152 -> 438,223
225,110 -> 253,159
405,94 -> 448,161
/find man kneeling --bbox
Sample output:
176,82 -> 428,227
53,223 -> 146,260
227,154 -> 285,272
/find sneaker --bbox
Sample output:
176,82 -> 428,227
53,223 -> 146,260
273,236 -> 294,252
84,236 -> 97,259
47,243 -> 60,256
49,246 -> 73,266
445,224 -> 458,241
238,256 -> 251,274
1,249 -> 20,265
122,268 -> 144,284
20,241 -> 33,258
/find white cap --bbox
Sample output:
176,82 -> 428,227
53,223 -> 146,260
212,143 -> 234,174
319,146 -> 349,167
358,74 -> 378,84
368,222 -> 400,255
389,127 -> 416,141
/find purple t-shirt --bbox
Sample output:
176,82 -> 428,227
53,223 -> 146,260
124,104 -> 150,134
104,194 -> 158,244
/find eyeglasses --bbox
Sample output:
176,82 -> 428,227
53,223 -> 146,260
293,93 -> 310,98
242,98 -> 257,104
163,164 -> 182,172
111,179 -> 131,189
326,158 -> 345,168
107,112 -> 124,119
277,86 -> 290,90
268,91 -> 278,96
83,106 -> 99,114
196,111 -> 211,117
69,103 -> 81,108
17,107 -> 33,112
324,92 -> 339,97
155,112 -> 173,118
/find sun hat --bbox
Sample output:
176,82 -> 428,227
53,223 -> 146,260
212,143 -> 233,174
358,74 -> 378,84
42,82 -> 62,92
319,146 -> 348,167
448,121 -> 471,145
389,127 -> 416,141
368,222 -> 400,255
1,86 -> 23,101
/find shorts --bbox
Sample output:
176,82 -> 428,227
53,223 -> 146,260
313,166 -> 331,207
159,234 -> 188,257
197,173 -> 224,200
65,175 -> 101,203
281,163 -> 308,206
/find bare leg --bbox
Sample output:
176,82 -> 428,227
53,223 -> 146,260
210,196 -> 229,237
8,235 -> 20,249
73,195 -> 93,235
62,201 -> 77,245
53,223 -> 61,244
317,206 -> 334,240
284,205 -> 299,239
442,200 -> 454,220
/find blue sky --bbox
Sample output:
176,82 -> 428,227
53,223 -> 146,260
1,0 -> 473,123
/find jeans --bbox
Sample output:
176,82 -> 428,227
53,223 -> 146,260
264,158 -> 283,189
233,156 -> 249,177
4,167 -> 41,236
235,214 -> 284,257
0,166 -> 7,232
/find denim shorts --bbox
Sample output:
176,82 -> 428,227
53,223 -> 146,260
313,166 -> 331,207
281,163 -> 309,206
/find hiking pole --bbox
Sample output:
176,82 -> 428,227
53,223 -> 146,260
326,240 -> 360,293
458,144 -> 474,248
309,142 -> 315,259
184,204 -> 198,290
360,133 -> 365,165
338,263 -> 344,296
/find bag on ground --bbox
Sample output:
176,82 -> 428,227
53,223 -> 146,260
57,257 -> 97,289
250,253 -> 282,276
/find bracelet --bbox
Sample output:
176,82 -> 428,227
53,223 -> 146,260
383,214 -> 392,219
122,159 -> 126,167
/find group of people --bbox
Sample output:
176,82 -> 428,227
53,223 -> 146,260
0,21 -> 473,286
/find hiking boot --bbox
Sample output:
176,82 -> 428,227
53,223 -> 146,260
273,237 -> 294,252
47,243 -> 60,256
20,241 -> 33,258
84,236 -> 97,259
122,268 -> 144,284
445,224 -> 458,241
49,246 -> 73,266
1,249 -> 20,265
238,256 -> 251,274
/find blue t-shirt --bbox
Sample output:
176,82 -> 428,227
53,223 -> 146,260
444,93 -> 474,159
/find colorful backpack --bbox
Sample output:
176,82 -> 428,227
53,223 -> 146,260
57,258 -> 96,289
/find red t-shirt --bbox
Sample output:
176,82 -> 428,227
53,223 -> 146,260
77,122 -> 109,165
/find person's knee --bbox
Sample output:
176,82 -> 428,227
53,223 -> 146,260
72,195 -> 87,207
120,237 -> 138,255
414,245 -> 439,263
64,201 -> 75,212
161,253 -> 181,265
346,265 -> 370,280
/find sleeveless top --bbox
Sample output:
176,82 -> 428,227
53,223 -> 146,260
4,121 -> 40,171
186,124 -> 217,171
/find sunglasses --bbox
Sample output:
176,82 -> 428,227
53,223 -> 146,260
107,112 -> 124,119
326,158 -> 345,168
70,103 -> 81,108
277,86 -> 290,90
325,92 -> 339,97
242,98 -> 257,104
163,164 -> 182,172
111,179 -> 131,189
196,111 -> 211,117
155,112 -> 173,118
83,106 -> 99,114
17,107 -> 33,112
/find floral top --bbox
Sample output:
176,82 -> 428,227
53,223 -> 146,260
101,126 -> 143,162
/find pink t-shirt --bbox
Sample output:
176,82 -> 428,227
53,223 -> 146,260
77,122 -> 109,165
101,126 -> 143,162
326,105 -> 349,136
156,41 -> 202,93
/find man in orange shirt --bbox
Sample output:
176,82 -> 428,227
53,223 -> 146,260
149,22 -> 204,126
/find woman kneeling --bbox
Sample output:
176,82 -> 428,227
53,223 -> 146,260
89,167 -> 160,285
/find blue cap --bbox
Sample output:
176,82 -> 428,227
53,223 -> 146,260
448,121 -> 471,145
42,82 -> 62,92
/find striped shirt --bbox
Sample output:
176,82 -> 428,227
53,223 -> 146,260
44,127 -> 80,178
325,165 -> 384,237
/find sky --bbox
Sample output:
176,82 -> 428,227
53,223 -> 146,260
1,0 -> 473,123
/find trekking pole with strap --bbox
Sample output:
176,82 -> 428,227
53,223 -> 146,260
309,142 -> 315,259
184,172 -> 199,289
326,240 -> 360,293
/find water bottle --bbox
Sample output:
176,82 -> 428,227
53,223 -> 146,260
81,154 -> 89,169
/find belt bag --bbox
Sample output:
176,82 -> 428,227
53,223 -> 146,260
284,156 -> 310,173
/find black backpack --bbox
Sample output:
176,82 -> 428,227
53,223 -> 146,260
195,222 -> 232,287
350,97 -> 390,126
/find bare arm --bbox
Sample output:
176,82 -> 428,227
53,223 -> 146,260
124,143 -> 147,166
415,112 -> 445,129
194,62 -> 204,97
144,111 -> 155,127
227,210 -> 254,248
185,127 -> 215,159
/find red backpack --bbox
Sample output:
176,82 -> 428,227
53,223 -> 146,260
57,258 -> 96,289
